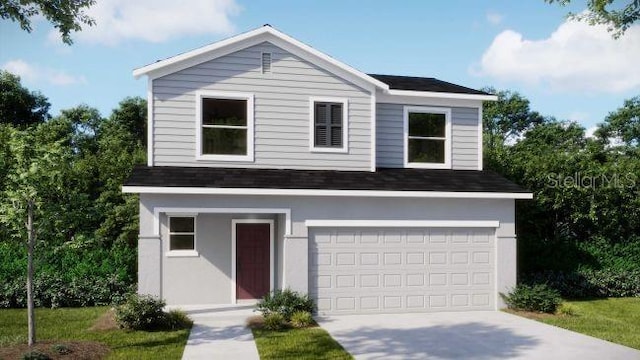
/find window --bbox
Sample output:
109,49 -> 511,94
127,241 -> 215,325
310,97 -> 348,152
404,106 -> 451,168
168,216 -> 196,253
196,91 -> 254,161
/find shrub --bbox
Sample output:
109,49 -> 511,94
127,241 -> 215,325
256,289 -> 315,320
21,351 -> 50,360
290,311 -> 314,328
0,240 -> 135,309
502,283 -> 562,313
51,344 -> 72,355
263,312 -> 286,331
556,303 -> 577,316
115,294 -> 166,330
245,315 -> 265,329
523,269 -> 640,298
163,309 -> 193,330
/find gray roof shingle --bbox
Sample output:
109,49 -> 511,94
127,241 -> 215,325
125,166 -> 529,193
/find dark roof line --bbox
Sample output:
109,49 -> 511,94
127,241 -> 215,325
125,166 -> 529,194
369,74 -> 490,95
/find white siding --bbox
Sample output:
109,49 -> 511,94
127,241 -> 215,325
376,103 -> 480,170
153,42 -> 372,170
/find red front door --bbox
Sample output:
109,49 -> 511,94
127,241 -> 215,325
236,223 -> 271,300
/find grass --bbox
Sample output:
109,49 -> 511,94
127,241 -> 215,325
508,297 -> 640,350
252,326 -> 352,360
0,307 -> 190,359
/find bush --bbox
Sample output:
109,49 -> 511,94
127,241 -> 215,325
51,344 -> 72,355
21,351 -> 50,360
163,309 -> 193,330
256,289 -> 315,321
115,294 -> 166,330
0,239 -> 135,309
556,303 -> 577,316
523,269 -> 640,298
290,311 -> 314,328
263,312 -> 286,331
245,315 -> 265,329
502,283 -> 562,313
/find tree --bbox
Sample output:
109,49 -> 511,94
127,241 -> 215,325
0,0 -> 95,44
110,97 -> 148,147
545,0 -> 640,38
0,71 -> 50,128
596,95 -> 640,147
0,126 -> 70,345
481,87 -> 545,169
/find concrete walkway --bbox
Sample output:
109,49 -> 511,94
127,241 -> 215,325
318,311 -> 640,360
177,305 -> 259,360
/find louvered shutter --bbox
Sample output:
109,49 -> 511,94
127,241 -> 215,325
330,104 -> 342,147
315,103 -> 328,146
314,102 -> 343,148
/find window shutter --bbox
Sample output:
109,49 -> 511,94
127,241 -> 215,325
330,126 -> 342,146
330,104 -> 342,146
314,102 -> 343,148
330,104 -> 342,124
315,104 -> 328,146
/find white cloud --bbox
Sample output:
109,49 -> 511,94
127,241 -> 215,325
486,11 -> 503,25
49,0 -> 240,45
3,60 -> 38,82
473,16 -> 640,93
2,59 -> 87,86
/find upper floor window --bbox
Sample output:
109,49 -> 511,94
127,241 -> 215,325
309,97 -> 348,153
404,106 -> 451,169
196,91 -> 254,162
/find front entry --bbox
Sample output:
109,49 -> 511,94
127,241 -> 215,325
235,222 -> 271,300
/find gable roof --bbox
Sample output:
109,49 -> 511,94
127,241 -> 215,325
123,166 -> 532,199
134,25 -> 497,101
370,74 -> 490,95
133,25 -> 389,91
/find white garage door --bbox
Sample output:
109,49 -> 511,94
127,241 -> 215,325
309,227 -> 495,314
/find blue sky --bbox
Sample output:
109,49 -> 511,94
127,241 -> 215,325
2,0 -> 639,132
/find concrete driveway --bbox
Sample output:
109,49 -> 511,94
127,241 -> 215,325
318,311 -> 640,360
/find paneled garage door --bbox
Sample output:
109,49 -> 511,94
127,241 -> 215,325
309,227 -> 495,314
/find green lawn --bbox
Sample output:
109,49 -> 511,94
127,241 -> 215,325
0,307 -> 190,359
253,327 -> 352,360
511,297 -> 640,350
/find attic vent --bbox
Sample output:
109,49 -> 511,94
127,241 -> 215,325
262,52 -> 272,74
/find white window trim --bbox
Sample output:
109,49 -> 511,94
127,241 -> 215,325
167,214 -> 199,257
403,106 -> 452,169
309,97 -> 349,153
195,90 -> 255,162
231,219 -> 275,303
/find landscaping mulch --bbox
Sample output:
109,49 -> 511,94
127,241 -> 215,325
0,340 -> 110,360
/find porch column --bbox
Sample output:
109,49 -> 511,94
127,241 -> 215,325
138,235 -> 162,297
496,235 -> 517,309
284,235 -> 308,294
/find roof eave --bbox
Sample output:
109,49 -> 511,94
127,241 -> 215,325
122,186 -> 533,199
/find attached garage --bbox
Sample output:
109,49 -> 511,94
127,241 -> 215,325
309,225 -> 497,315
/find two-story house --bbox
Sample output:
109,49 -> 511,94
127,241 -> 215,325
123,25 -> 532,315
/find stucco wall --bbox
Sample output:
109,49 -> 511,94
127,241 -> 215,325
137,194 -> 516,306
